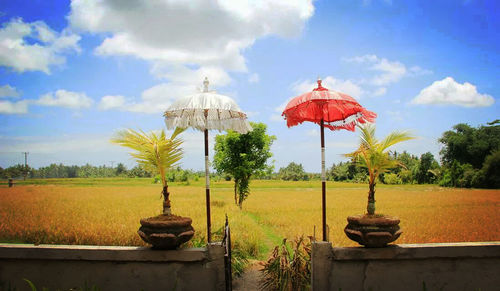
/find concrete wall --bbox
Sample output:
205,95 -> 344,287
0,243 -> 225,291
312,241 -> 500,291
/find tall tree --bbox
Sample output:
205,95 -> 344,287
115,163 -> 127,175
345,125 -> 414,215
213,122 -> 276,208
439,122 -> 500,169
416,152 -> 437,184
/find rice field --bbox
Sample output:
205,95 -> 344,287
1,178 -> 499,259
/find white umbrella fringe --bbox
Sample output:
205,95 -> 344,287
164,108 -> 251,133
164,92 -> 252,133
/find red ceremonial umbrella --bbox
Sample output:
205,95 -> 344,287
282,77 -> 376,242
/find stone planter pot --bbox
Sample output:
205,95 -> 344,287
344,214 -> 402,248
138,214 -> 195,249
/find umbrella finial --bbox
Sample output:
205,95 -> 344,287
314,76 -> 327,91
203,77 -> 209,93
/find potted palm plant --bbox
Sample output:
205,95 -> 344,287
344,124 -> 414,247
111,127 -> 194,249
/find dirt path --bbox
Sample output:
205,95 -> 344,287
232,212 -> 282,290
232,260 -> 263,291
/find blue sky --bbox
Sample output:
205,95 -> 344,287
0,0 -> 498,172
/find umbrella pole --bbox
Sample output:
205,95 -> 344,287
205,129 -> 212,243
320,120 -> 327,241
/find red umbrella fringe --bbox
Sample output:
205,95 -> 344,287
282,102 -> 377,131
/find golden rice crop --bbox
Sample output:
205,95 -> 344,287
0,180 -> 498,257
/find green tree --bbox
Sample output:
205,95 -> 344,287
481,149 -> 500,188
388,151 -> 419,184
1,164 -> 30,179
278,162 -> 309,181
111,128 -> 184,214
416,152 -> 438,184
115,163 -> 127,176
213,122 -> 276,208
438,121 -> 500,188
345,125 -> 414,215
439,122 -> 500,168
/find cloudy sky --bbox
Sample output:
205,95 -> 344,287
1,0 -> 498,172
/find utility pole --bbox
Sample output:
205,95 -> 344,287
109,161 -> 116,168
23,152 -> 29,180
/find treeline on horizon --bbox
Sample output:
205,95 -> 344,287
1,121 -> 499,189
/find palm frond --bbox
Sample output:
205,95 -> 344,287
379,130 -> 415,151
358,124 -> 377,149
110,128 -> 184,186
347,125 -> 415,178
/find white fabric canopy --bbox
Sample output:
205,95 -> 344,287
164,79 -> 252,133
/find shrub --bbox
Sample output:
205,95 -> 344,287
352,172 -> 368,183
399,169 -> 414,184
383,173 -> 402,185
260,236 -> 311,291
439,170 -> 453,187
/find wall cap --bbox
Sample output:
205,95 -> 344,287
329,242 -> 500,260
0,243 -> 207,262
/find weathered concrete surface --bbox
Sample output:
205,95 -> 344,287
312,242 -> 500,291
0,243 -> 226,291
311,241 -> 332,291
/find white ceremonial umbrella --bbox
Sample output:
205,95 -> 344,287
164,77 -> 252,242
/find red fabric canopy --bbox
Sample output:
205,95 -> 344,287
282,79 -> 377,131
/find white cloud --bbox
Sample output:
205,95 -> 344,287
0,84 -> 21,98
0,18 -> 80,73
98,82 -> 195,114
411,77 -> 495,108
129,83 -> 191,113
370,59 -> 406,85
150,65 -> 231,87
409,66 -> 433,76
37,89 -> 93,109
345,54 -> 407,86
343,54 -> 433,88
248,73 -> 260,83
0,100 -> 29,114
306,129 -> 319,136
69,0 -> 314,73
99,63 -> 243,114
372,87 -> 387,96
386,110 -> 403,121
98,95 -> 126,110
292,76 -> 364,98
